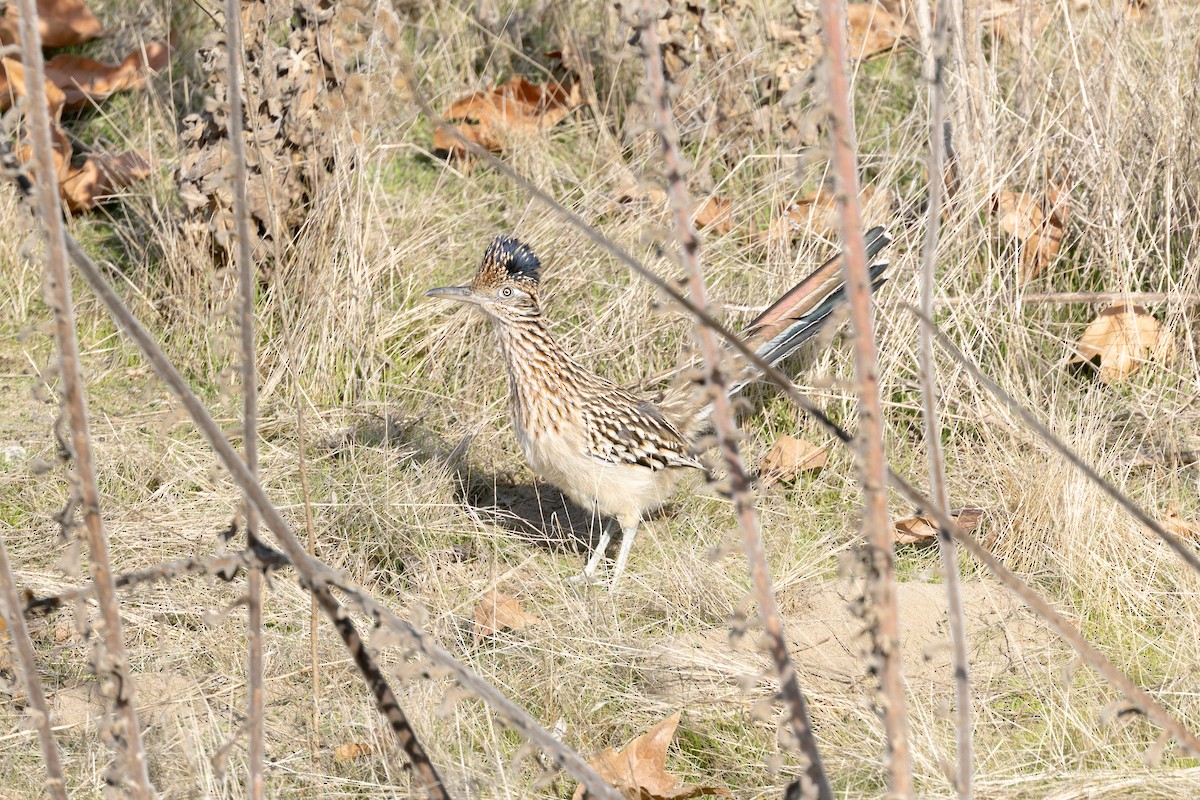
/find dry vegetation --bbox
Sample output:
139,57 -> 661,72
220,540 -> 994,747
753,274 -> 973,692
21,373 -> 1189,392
1,0 -> 1200,798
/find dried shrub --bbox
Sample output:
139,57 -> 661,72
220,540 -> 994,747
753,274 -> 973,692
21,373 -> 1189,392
176,0 -> 378,261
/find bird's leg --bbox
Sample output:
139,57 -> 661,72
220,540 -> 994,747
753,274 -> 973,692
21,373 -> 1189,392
571,520 -> 613,584
608,521 -> 640,591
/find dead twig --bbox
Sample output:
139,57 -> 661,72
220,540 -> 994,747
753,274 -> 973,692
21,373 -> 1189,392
636,4 -> 831,798
918,6 -> 973,799
220,0 -> 266,792
816,0 -> 912,794
0,530 -> 69,800
13,0 -> 154,794
24,545 -> 289,616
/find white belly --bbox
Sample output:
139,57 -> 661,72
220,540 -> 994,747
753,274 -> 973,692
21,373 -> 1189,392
516,425 -> 679,528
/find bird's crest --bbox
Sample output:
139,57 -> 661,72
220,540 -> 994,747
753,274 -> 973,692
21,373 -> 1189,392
479,235 -> 541,285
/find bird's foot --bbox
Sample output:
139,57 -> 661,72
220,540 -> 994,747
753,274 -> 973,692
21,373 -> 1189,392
567,569 -> 605,587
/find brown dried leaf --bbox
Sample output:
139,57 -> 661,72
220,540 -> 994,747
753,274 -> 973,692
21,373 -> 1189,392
13,119 -> 72,184
893,508 -> 984,546
993,188 -> 1069,284
45,42 -> 170,109
473,591 -> 543,642
0,0 -> 103,49
760,435 -> 828,485
757,185 -> 894,245
60,150 -> 153,212
333,741 -> 372,763
847,4 -> 911,60
1069,304 -> 1175,384
1,57 -> 67,119
432,75 -> 583,158
572,713 -> 731,800
693,195 -> 734,235
983,1 -> 1051,43
1162,506 -> 1200,541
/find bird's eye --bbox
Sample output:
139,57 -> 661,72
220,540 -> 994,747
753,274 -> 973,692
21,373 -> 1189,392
499,286 -> 514,298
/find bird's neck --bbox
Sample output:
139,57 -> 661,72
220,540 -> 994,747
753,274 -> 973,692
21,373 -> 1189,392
491,315 -> 591,433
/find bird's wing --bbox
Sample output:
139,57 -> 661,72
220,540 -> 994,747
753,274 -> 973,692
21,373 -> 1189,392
583,392 -> 704,471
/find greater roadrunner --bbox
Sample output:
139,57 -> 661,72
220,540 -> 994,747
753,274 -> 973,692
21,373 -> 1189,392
427,228 -> 892,586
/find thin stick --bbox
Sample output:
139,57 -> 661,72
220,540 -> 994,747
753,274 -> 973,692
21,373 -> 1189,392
637,5 -> 831,798
297,388 -> 320,752
919,6 -> 972,797
13,1 -> 154,795
0,531 -> 69,800
816,0 -> 912,794
25,546 -> 290,616
1003,292 -> 1200,305
220,0 -> 266,792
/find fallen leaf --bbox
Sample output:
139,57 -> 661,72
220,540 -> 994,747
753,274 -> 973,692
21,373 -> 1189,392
1162,506 -> 1199,541
847,4 -> 911,60
0,0 -> 103,49
993,188 -> 1069,284
45,42 -> 170,109
473,591 -> 542,642
893,508 -> 984,546
1069,304 -> 1175,384
693,195 -> 734,235
572,713 -> 731,800
432,75 -> 582,158
13,118 -> 72,184
757,185 -> 895,245
333,742 -> 372,763
760,435 -> 828,485
60,151 -> 152,212
1,57 -> 67,119
983,1 -> 1051,43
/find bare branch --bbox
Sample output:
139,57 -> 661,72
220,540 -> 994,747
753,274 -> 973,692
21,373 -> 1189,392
0,531 -> 69,800
918,5 -> 972,797
815,1 -> 912,793
13,0 -> 154,793
636,4 -> 831,798
219,0 -> 266,792
25,545 -> 288,616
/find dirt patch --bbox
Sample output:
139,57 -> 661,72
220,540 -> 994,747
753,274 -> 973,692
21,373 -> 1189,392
642,579 -> 1057,708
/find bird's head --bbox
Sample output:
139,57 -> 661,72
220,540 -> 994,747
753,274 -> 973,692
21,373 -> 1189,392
425,235 -> 542,323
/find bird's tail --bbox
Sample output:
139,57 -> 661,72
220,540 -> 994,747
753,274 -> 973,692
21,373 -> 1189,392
726,225 -> 893,397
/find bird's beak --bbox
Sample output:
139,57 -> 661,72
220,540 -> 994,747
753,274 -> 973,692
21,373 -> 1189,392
425,285 -> 475,303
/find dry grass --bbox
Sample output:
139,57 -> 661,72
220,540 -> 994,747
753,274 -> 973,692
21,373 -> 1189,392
2,0 -> 1200,797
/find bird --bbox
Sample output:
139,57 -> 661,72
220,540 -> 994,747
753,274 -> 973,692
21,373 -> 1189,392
426,228 -> 893,587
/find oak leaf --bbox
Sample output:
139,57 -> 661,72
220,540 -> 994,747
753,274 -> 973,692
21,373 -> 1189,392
473,591 -> 543,643
893,508 -> 984,546
847,4 -> 910,60
333,741 -> 372,763
1,57 -> 67,119
757,185 -> 895,245
61,151 -> 152,212
693,195 -> 734,235
993,188 -> 1069,284
1069,304 -> 1174,384
760,435 -> 828,485
0,0 -> 103,49
45,42 -> 169,109
433,75 -> 582,158
572,713 -> 731,800
1162,506 -> 1200,541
